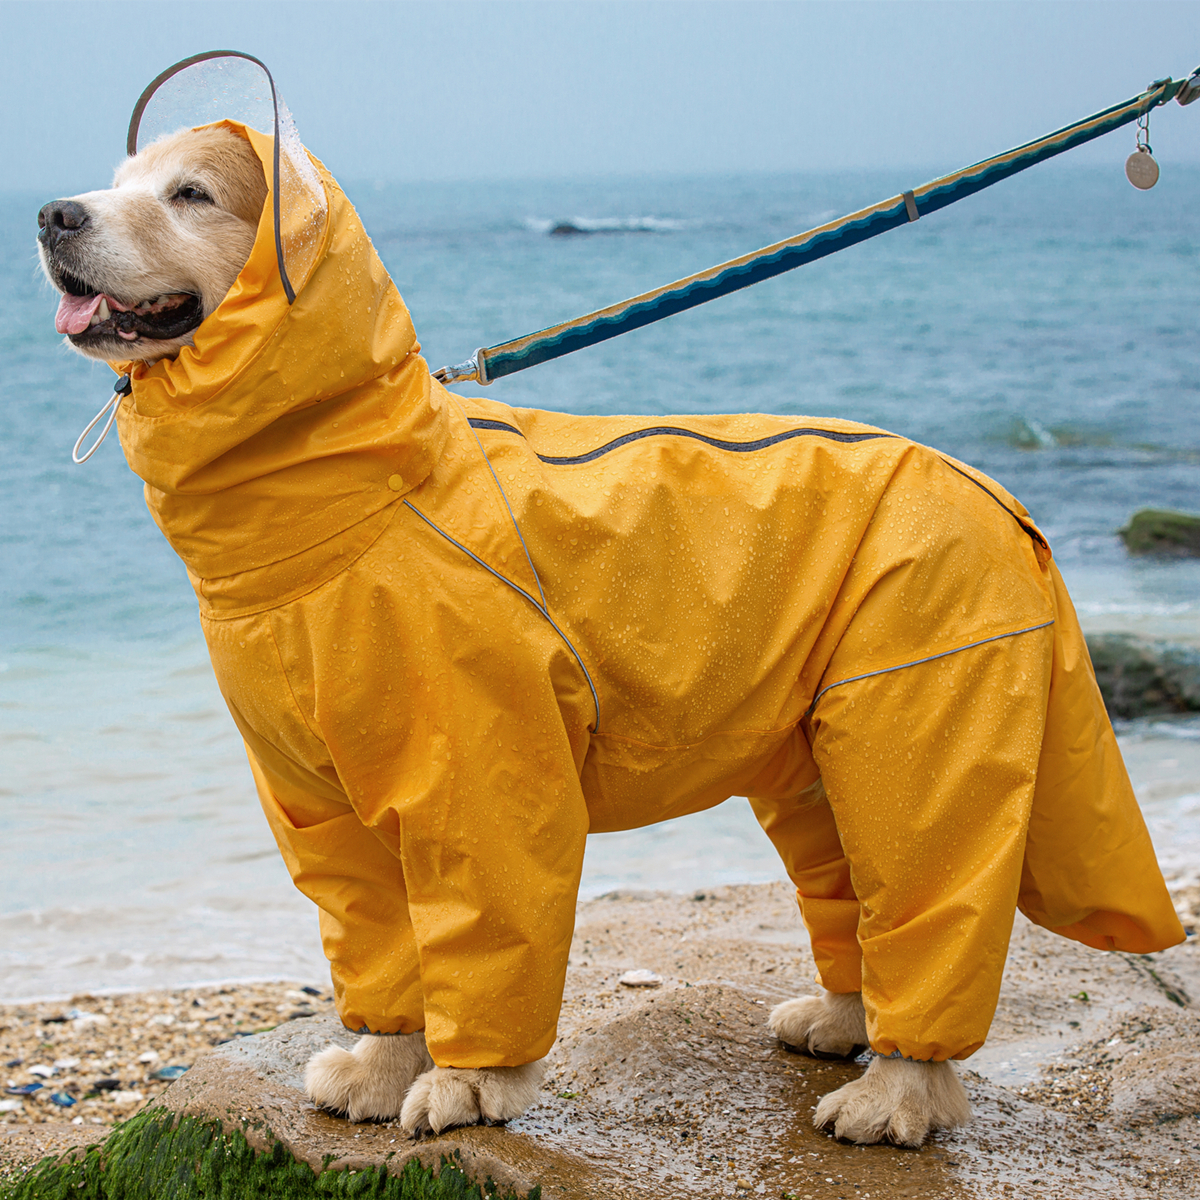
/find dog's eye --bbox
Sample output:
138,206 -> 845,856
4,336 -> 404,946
173,185 -> 213,204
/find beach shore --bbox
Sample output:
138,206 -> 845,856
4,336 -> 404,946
3,881 -> 1198,1197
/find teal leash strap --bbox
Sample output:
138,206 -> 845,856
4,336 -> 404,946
434,70 -> 1199,388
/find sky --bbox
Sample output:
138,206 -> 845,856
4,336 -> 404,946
3,1 -> 1199,195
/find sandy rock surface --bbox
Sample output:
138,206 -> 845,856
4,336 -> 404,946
3,882 -> 1200,1199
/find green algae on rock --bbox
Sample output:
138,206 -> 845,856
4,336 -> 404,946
1119,509 -> 1200,557
0,1108 -> 539,1200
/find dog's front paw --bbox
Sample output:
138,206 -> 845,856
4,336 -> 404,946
304,1031 -> 434,1122
398,1061 -> 546,1136
813,1056 -> 971,1147
768,990 -> 868,1059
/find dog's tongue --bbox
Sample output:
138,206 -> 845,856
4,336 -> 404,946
55,292 -> 102,335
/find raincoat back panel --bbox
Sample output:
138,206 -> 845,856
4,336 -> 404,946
455,400 -> 1058,765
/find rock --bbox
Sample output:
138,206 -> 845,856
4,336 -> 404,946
11,883 -> 1200,1197
617,969 -> 662,987
1111,1045 -> 1200,1125
1108,1009 -> 1200,1126
1119,509 -> 1200,557
1084,633 -> 1200,717
150,1015 -> 597,1198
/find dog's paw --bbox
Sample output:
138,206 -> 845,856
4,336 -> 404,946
768,991 -> 868,1059
813,1055 -> 972,1147
304,1031 -> 434,1123
398,1061 -> 546,1136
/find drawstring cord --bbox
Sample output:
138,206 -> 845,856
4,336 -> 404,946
72,374 -> 132,464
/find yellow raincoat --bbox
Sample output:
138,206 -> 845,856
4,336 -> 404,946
114,125 -> 1184,1068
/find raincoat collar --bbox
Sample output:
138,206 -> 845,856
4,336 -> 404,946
113,122 -> 448,582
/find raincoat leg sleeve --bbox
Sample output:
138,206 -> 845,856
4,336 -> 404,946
388,697 -> 592,1070
1019,562 -> 1185,952
808,624 -> 1055,1062
749,774 -> 863,995
245,751 -> 426,1035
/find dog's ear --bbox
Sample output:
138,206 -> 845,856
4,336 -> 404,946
204,131 -> 269,226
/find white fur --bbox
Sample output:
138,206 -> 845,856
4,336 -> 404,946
769,988 -> 970,1144
304,1031 -> 434,1123
768,990 -> 869,1058
399,1061 -> 547,1136
813,1054 -> 972,1147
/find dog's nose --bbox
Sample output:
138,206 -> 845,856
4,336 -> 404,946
38,200 -> 90,250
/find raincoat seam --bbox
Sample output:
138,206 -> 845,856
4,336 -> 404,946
194,503 -> 403,620
401,499 -> 601,731
805,619 -> 1055,715
938,457 -> 1050,552
263,614 -> 326,749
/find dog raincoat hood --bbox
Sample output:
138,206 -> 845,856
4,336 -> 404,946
111,70 -> 1183,1070
116,53 -> 445,583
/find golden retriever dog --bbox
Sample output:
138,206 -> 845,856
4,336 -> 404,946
38,127 -> 266,363
39,123 -> 1174,1149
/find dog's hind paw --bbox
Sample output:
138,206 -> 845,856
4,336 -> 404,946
304,1031 -> 434,1123
813,1056 -> 972,1147
398,1060 -> 546,1136
768,990 -> 868,1059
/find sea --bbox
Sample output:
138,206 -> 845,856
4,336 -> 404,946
2,158 -> 1199,1002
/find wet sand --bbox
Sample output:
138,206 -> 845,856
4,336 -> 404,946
3,882 -> 1199,1198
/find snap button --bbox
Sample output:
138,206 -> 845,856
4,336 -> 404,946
387,474 -> 404,492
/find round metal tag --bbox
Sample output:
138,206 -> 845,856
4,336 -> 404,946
1125,149 -> 1160,190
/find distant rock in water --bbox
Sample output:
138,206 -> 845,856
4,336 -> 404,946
1119,509 -> 1200,557
549,221 -> 650,237
539,216 -> 682,237
1085,633 -> 1200,719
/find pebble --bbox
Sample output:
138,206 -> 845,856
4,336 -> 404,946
0,981 -> 335,1128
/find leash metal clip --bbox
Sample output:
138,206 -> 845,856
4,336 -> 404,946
433,350 -> 490,387
73,374 -> 132,464
1177,66 -> 1200,106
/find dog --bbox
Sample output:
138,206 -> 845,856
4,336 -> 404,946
38,122 -> 1185,1148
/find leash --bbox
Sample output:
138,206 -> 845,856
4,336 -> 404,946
434,70 -> 1200,388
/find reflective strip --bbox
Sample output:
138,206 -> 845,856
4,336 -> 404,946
460,406 -> 549,613
402,500 -> 601,732
806,619 -> 1055,716
467,418 -> 523,435
467,417 -> 893,465
465,418 -> 1045,549
938,459 -> 1049,552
